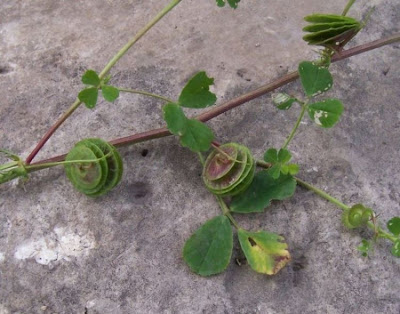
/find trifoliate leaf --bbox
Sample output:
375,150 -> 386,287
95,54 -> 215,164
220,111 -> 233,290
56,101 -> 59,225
183,215 -> 233,276
230,171 -> 296,213
180,119 -> 214,152
308,99 -> 344,128
216,0 -> 240,8
163,103 -> 187,136
298,61 -> 333,97
392,240 -> 400,258
238,229 -> 290,275
264,148 -> 297,179
387,217 -> 400,236
178,72 -> 217,109
102,85 -> 119,102
78,87 -> 98,109
81,70 -> 100,86
357,239 -> 371,257
272,93 -> 297,110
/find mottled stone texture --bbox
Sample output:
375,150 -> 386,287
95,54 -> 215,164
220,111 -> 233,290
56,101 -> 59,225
0,0 -> 399,313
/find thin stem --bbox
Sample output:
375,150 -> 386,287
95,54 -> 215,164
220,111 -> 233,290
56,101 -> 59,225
373,224 -> 397,242
29,34 -> 400,168
295,176 -> 350,211
118,88 -> 174,103
255,160 -> 271,169
216,196 -> 240,229
25,0 -> 182,165
197,152 -> 205,166
25,99 -> 81,164
25,155 -> 111,172
99,0 -> 181,78
342,0 -> 356,16
282,103 -> 308,150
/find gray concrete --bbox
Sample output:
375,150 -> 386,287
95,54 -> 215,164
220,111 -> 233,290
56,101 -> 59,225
1,0 -> 399,313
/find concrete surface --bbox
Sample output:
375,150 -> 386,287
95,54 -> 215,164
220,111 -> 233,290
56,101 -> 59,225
1,0 -> 399,313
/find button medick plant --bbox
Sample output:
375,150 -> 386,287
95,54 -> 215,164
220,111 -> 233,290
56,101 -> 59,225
0,0 -> 399,277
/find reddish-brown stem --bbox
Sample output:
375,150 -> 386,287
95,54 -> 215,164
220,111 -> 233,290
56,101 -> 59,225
25,99 -> 81,164
29,33 -> 400,168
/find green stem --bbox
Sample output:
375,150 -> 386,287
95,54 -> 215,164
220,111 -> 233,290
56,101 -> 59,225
25,155 -> 111,172
370,223 -> 397,243
342,0 -> 356,16
197,152 -> 205,166
294,176 -> 350,211
216,196 -> 240,229
25,0 -> 182,165
99,0 -> 182,78
295,176 -> 397,243
282,103 -> 308,150
118,88 -> 174,103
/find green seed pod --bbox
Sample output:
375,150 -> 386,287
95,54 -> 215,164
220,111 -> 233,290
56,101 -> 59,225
65,138 -> 123,196
303,14 -> 361,49
202,143 -> 255,197
342,204 -> 374,229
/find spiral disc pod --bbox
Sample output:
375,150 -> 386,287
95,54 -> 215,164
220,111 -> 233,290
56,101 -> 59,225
303,14 -> 361,49
342,204 -> 374,229
65,138 -> 123,196
202,143 -> 255,197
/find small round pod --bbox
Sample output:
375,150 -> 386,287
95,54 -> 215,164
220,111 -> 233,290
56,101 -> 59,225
342,204 -> 374,229
202,143 -> 255,197
64,138 -> 123,196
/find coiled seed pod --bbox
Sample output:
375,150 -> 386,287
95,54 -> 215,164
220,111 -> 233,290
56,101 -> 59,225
202,143 -> 255,197
342,204 -> 374,229
303,14 -> 361,49
64,138 -> 123,196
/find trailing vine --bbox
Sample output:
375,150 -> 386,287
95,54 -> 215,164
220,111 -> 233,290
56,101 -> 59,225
1,0 -> 399,277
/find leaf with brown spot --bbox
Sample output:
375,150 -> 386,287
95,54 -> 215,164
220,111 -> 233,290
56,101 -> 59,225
238,229 -> 290,275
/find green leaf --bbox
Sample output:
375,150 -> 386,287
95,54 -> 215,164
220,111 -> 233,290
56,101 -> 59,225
163,103 -> 187,136
216,0 -> 240,8
387,217 -> 400,236
298,61 -> 333,97
78,87 -> 98,109
264,148 -> 278,163
183,215 -> 233,276
287,164 -> 299,175
238,229 -> 290,275
392,240 -> 400,258
178,72 -> 217,108
357,239 -> 371,257
101,85 -> 119,102
272,93 -> 297,110
268,164 -> 281,179
227,0 -> 240,9
82,70 -> 100,86
308,99 -> 344,128
230,171 -> 296,213
180,119 -> 214,152
278,149 -> 291,164
264,148 -> 297,179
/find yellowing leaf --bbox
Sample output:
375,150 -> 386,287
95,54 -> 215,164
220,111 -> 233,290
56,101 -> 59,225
238,229 -> 290,275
